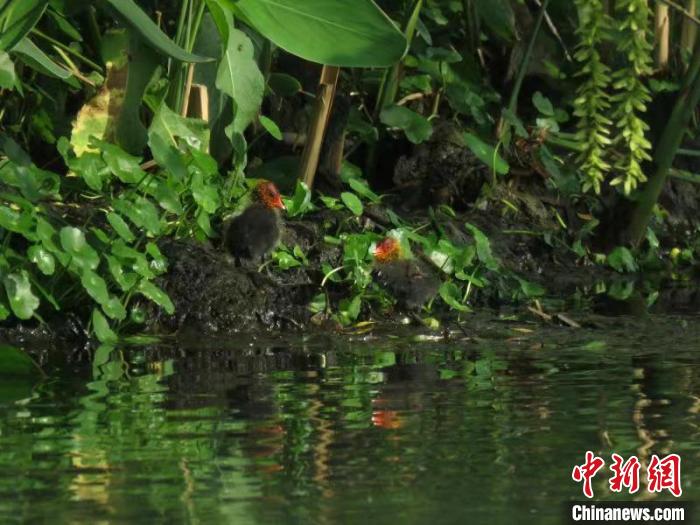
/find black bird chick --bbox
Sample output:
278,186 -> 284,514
373,237 -> 439,311
225,180 -> 286,264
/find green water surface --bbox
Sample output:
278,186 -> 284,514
0,314 -> 698,524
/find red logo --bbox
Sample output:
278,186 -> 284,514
648,454 -> 682,497
572,453 -> 682,498
572,451 -> 606,498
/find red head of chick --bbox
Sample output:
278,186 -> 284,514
373,237 -> 439,311
225,180 -> 286,264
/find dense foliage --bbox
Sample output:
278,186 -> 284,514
1,0 -> 700,340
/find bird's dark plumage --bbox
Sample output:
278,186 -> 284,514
373,237 -> 439,311
224,180 -> 285,264
225,204 -> 282,263
375,260 -> 439,311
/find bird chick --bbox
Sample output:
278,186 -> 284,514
373,237 -> 439,311
225,180 -> 286,264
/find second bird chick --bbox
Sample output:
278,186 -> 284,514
373,237 -> 439,311
225,180 -> 286,265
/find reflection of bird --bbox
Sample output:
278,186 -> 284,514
373,237 -> 439,311
225,180 -> 286,264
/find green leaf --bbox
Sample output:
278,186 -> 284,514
80,270 -> 110,306
473,0 -> 515,42
224,0 -> 406,67
516,277 -> 546,298
532,91 -> 554,116
284,180 -> 313,217
348,177 -> 381,203
0,50 -> 17,89
104,0 -> 212,63
12,37 -> 71,79
0,0 -> 48,51
92,308 -> 118,343
35,217 -> 59,252
463,132 -> 509,175
259,115 -> 282,140
268,73 -> 301,96
216,26 -> 265,136
464,223 -> 499,271
338,294 -> 362,324
0,205 -> 31,234
59,226 -> 100,270
0,344 -> 39,376
341,192 -> 364,216
273,248 -> 302,270
191,172 -> 221,213
380,105 -> 432,144
149,103 -> 210,152
439,281 -> 470,312
146,242 -> 167,273
105,255 -> 137,291
27,245 -> 55,275
114,196 -> 161,235
3,271 -> 40,320
137,280 -> 174,314
106,212 -> 135,242
607,247 -> 638,273
0,299 -> 9,321
102,297 -> 127,321
99,141 -> 144,183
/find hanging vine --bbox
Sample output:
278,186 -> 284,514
610,0 -> 653,194
573,0 -> 613,194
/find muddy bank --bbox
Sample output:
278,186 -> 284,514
3,125 -> 700,346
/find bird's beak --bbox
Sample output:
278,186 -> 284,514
277,198 -> 287,211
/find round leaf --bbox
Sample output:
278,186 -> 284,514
3,271 -> 40,320
27,245 -> 55,275
341,192 -> 364,216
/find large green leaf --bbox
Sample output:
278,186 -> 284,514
12,37 -> 71,79
0,0 -> 48,51
104,0 -> 212,63
224,0 -> 406,67
215,16 -> 264,137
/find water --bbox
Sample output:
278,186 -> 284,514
0,314 -> 698,524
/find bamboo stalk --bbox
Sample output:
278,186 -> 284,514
656,3 -> 670,70
681,0 -> 697,55
180,64 -> 196,117
298,66 -> 341,189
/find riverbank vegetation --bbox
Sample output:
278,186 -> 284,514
1,0 -> 700,342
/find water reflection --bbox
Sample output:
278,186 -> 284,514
0,315 -> 699,524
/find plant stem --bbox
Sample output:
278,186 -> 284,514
31,29 -> 103,72
506,0 -> 551,118
626,38 -> 700,245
